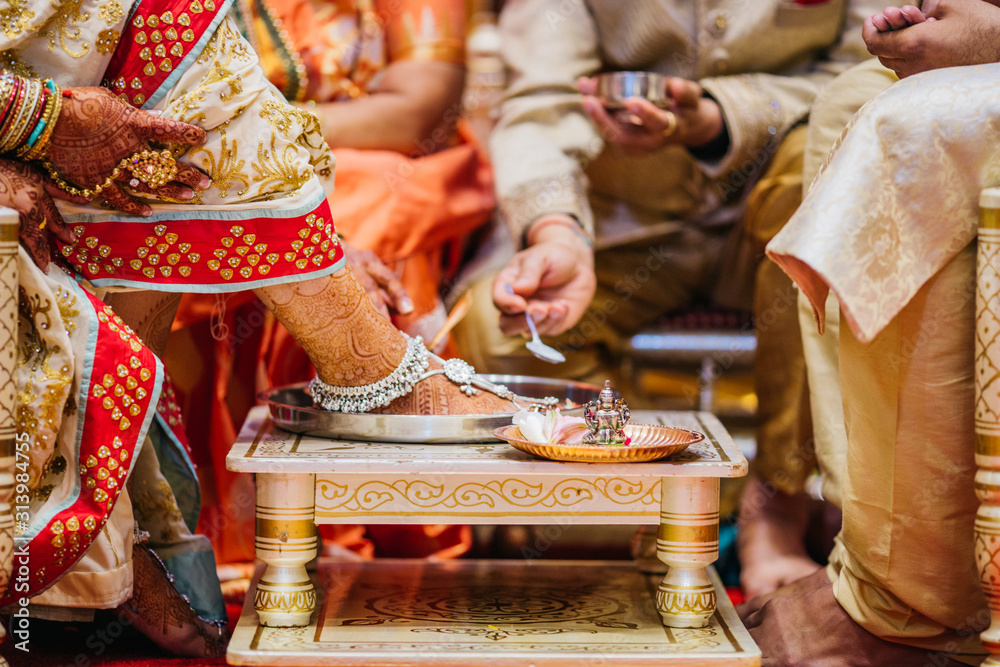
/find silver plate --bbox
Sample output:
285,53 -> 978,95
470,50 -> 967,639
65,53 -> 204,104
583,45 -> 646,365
260,376 -> 601,443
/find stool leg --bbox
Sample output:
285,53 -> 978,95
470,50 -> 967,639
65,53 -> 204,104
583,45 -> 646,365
656,476 -> 719,628
254,472 -> 317,627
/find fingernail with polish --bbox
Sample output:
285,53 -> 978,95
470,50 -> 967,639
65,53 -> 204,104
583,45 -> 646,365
142,209 -> 152,217
179,188 -> 194,200
198,176 -> 211,189
147,109 -> 163,116
399,297 -> 414,314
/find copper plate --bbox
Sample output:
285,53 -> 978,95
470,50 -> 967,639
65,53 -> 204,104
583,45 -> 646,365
493,423 -> 704,463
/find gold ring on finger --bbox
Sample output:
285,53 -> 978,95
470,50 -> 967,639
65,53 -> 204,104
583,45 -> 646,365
661,111 -> 678,138
119,149 -> 178,189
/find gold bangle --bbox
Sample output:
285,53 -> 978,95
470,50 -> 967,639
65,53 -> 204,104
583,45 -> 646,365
22,81 -> 62,161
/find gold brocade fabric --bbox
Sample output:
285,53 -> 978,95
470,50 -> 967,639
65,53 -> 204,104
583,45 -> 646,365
769,61 -> 1000,344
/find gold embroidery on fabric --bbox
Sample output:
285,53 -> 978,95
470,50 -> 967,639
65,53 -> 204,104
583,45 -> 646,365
252,100 -> 315,195
97,0 -> 123,25
0,0 -> 36,40
15,286 -> 76,490
189,128 -> 250,198
0,49 -> 35,77
36,0 -> 92,59
132,479 -> 183,542
95,28 -> 118,54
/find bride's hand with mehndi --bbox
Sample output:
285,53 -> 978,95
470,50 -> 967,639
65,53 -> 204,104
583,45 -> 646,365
0,159 -> 85,271
44,87 -> 212,217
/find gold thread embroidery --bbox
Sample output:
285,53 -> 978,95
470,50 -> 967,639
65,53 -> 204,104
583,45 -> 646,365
97,0 -> 123,25
0,0 -> 36,40
36,0 -> 92,59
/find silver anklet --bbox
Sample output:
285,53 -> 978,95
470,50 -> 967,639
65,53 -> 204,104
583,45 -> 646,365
309,334 -> 430,413
310,334 -> 561,413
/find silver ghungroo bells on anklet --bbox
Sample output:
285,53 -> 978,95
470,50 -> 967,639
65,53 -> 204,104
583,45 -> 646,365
309,334 -> 560,413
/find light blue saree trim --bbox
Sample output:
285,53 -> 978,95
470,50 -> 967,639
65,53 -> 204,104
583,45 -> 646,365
151,411 -> 201,532
61,186 -> 328,225
74,256 -> 345,293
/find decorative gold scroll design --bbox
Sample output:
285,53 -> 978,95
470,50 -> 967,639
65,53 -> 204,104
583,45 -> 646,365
316,477 -> 661,512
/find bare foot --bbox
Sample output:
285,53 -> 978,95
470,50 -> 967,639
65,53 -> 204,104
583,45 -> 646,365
737,474 -> 822,600
870,4 -> 933,32
736,566 -> 830,620
742,573 -> 967,666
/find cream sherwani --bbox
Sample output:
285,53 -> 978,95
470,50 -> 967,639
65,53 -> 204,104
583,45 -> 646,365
491,0 -> 888,249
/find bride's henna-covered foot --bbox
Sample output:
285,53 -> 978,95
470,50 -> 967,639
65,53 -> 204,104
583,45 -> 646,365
371,363 -> 514,415
256,269 -> 514,415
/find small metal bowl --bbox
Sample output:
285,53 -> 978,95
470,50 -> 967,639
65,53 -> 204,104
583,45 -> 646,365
595,71 -> 669,110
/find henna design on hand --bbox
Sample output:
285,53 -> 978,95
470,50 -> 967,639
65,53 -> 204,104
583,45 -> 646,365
0,159 -> 77,271
45,87 -> 209,214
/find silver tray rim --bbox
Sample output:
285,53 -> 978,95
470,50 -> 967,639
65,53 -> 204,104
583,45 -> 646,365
259,375 -> 601,443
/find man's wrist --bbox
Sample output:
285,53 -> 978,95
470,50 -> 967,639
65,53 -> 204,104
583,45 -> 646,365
525,215 -> 593,248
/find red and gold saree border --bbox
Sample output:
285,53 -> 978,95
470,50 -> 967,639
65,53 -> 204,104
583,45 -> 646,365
104,0 -> 233,110
3,290 -> 163,603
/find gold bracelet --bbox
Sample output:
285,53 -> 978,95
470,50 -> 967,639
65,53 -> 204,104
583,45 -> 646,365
44,160 -> 124,198
45,148 -> 179,198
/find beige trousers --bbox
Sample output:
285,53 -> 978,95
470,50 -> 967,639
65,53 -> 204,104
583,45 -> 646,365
787,58 -> 987,655
796,58 -> 900,509
829,243 -> 987,656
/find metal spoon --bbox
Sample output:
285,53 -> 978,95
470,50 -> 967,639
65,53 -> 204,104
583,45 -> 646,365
505,285 -> 566,364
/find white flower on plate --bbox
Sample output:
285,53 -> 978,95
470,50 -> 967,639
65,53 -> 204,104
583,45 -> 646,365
512,408 -> 588,445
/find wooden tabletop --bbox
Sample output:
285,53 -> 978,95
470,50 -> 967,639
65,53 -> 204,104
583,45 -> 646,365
228,407 -> 747,479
